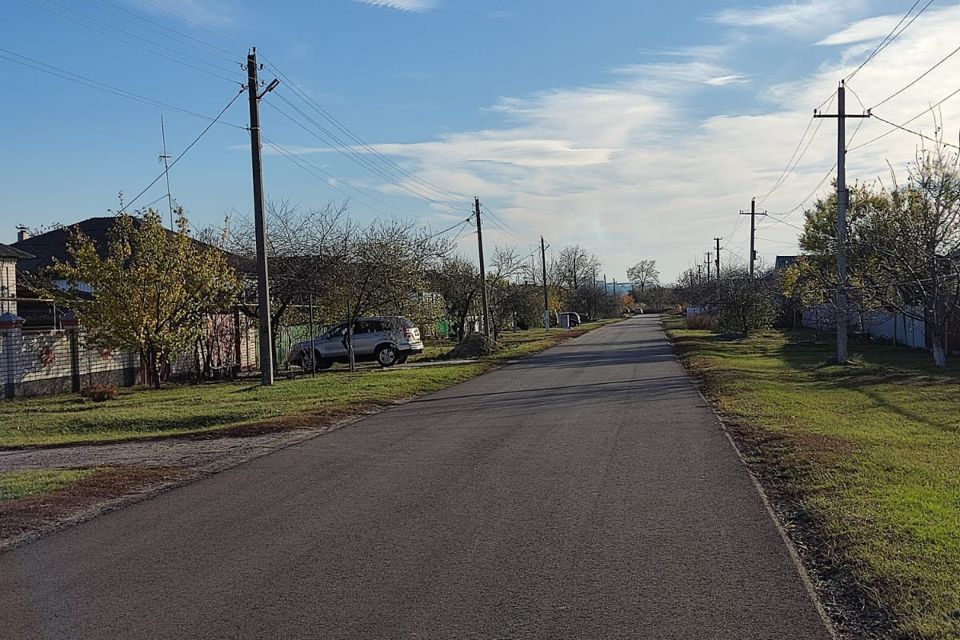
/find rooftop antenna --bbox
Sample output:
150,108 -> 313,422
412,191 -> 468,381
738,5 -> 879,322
159,115 -> 174,229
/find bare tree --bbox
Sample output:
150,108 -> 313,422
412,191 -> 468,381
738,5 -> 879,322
859,139 -> 960,367
551,245 -> 600,292
226,199 -> 349,366
427,256 -> 480,342
331,219 -> 449,371
486,247 -> 533,338
627,260 -> 660,296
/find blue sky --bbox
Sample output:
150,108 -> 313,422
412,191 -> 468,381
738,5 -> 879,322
3,0 -> 959,280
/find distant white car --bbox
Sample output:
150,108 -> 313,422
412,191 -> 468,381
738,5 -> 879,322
288,316 -> 424,369
557,312 -> 581,328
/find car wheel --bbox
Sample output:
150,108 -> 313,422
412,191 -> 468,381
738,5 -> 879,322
375,344 -> 399,367
300,350 -> 332,371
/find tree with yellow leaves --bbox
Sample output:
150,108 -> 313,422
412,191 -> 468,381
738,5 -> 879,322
53,209 -> 240,388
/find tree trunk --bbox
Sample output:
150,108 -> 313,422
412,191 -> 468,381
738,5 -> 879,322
932,336 -> 947,367
346,318 -> 356,372
148,347 -> 161,389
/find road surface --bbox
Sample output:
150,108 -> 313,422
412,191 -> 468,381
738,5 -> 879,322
1,316 -> 831,639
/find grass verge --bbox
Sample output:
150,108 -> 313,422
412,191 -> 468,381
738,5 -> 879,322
668,324 -> 960,639
0,320 -> 619,448
0,469 -> 100,502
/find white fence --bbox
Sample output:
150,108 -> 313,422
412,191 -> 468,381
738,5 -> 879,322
1,328 -> 138,399
802,304 -> 927,349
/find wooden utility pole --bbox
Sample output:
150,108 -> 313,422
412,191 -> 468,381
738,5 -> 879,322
475,197 -> 490,336
815,80 -> 870,363
714,237 -> 721,277
739,198 -> 766,278
246,48 -> 279,385
541,236 -> 550,329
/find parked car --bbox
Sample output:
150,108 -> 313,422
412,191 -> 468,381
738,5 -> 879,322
288,316 -> 423,370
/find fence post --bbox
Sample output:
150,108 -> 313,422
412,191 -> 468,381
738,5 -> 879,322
0,312 -> 25,400
61,311 -> 81,393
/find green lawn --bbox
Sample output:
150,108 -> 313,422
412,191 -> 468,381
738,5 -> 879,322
669,325 -> 960,639
0,469 -> 100,502
0,320 -> 618,448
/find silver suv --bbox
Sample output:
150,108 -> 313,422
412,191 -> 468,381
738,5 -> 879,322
289,316 -> 424,370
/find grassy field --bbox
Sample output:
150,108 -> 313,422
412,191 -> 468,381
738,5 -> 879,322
0,320 -> 618,448
668,324 -> 960,639
0,469 -> 100,501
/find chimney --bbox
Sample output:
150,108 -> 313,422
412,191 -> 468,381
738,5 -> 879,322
16,226 -> 29,242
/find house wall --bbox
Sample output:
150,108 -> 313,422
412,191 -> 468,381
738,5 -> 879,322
0,259 -> 16,316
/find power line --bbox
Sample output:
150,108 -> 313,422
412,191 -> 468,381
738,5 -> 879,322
0,46 -> 246,128
260,56 -> 468,205
849,84 -> 960,150
871,40 -> 960,110
78,0 -> 239,62
757,95 -> 835,206
426,216 -> 474,240
846,0 -> 933,81
870,113 -> 960,149
23,0 -> 239,83
481,203 -> 531,246
261,137 -> 471,225
119,87 -> 246,213
264,94 -> 463,212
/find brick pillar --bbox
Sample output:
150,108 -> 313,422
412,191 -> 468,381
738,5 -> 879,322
0,312 -> 25,400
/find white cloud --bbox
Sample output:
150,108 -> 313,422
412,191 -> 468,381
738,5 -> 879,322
285,4 -> 960,279
350,0 -> 436,12
132,0 -> 235,26
705,74 -> 749,86
711,0 -> 865,32
817,15 -> 903,46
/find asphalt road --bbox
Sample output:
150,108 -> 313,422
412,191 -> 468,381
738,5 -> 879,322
1,316 -> 831,639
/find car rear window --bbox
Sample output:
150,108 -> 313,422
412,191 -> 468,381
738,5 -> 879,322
399,318 -> 414,329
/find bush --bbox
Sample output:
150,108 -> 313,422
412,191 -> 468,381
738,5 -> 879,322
80,384 -> 118,402
717,272 -> 778,335
685,313 -> 719,330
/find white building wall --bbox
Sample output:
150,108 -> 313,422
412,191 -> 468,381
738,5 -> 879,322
0,259 -> 16,316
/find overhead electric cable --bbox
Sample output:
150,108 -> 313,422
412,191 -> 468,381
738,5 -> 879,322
264,96 -> 462,212
870,113 -> 960,149
119,87 -> 245,213
24,0 -> 238,83
260,56 -> 469,204
849,84 -> 960,150
846,0 -> 933,81
0,47 -> 246,128
871,40 -> 960,109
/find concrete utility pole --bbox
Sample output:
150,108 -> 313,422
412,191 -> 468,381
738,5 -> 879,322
739,198 -> 766,278
706,252 -> 713,281
541,236 -> 550,329
815,80 -> 871,363
475,197 -> 491,337
246,48 -> 280,386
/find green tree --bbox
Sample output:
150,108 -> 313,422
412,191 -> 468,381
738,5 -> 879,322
53,209 -> 240,387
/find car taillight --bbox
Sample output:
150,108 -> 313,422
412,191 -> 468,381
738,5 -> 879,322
404,328 -> 415,339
